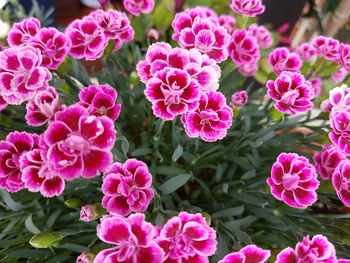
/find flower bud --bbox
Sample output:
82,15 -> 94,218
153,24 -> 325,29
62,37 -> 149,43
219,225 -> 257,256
80,203 -> 106,222
76,251 -> 95,263
64,198 -> 81,208
130,71 -> 139,86
231,91 -> 248,108
147,29 -> 160,40
29,232 -> 63,248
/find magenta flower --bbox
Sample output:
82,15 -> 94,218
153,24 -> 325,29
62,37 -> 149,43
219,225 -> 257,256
329,108 -> 350,155
218,14 -> 236,35
331,68 -> 347,83
80,205 -> 97,222
181,90 -> 233,142
339,260 -> 350,263
238,62 -> 258,76
0,95 -> 7,111
7,17 -> 41,47
145,68 -> 200,120
268,47 -> 302,75
248,24 -> 273,49
295,43 -> 317,62
101,158 -> 154,216
327,84 -> 350,113
339,44 -> 350,73
275,235 -> 337,263
218,245 -> 271,263
157,211 -> 217,262
310,78 -> 322,99
76,251 -> 94,263
266,71 -> 314,115
267,153 -> 319,208
231,90 -> 248,108
43,105 -> 116,180
25,87 -> 64,126
66,16 -> 107,61
78,84 -> 121,121
229,0 -> 265,17
313,36 -> 340,61
123,0 -> 154,16
0,46 -> 52,105
333,159 -> 350,207
95,213 -> 164,263
0,132 -> 39,192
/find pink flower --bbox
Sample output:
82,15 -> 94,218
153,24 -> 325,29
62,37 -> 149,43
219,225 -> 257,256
327,84 -> 350,112
76,251 -> 94,263
101,158 -> 154,216
310,78 -> 322,99
78,84 -> 121,121
228,29 -> 260,65
313,145 -> 346,180
148,29 -> 160,40
295,43 -> 317,62
157,211 -> 217,262
313,36 -> 340,61
248,24 -> 273,49
43,105 -> 116,180
80,205 -> 97,222
238,62 -> 258,76
66,16 -> 107,61
231,90 -> 248,108
0,46 -> 52,105
275,235 -> 337,263
267,152 -> 319,208
339,43 -> 350,73
144,68 -> 200,120
25,87 -> 64,126
329,111 -> 350,155
320,99 -> 332,112
218,14 -> 236,35
339,260 -> 350,263
95,213 -> 164,263
333,159 -> 350,207
218,245 -> 271,263
268,47 -> 302,75
0,132 -> 39,192
0,95 -> 7,111
331,68 -> 347,83
7,18 -> 41,47
266,71 -> 314,115
123,0 -> 155,16
181,90 -> 233,142
229,0 -> 265,17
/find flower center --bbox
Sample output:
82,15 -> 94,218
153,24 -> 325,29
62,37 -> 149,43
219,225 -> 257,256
282,173 -> 300,190
61,134 -> 90,155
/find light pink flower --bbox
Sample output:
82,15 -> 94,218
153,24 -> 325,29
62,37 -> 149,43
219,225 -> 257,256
123,0 -> 155,16
310,78 -> 322,99
80,205 -> 97,222
66,16 -> 107,61
218,245 -> 271,263
7,17 -> 41,47
231,90 -> 248,108
76,251 -> 94,263
238,62 -> 258,76
101,158 -> 154,216
339,260 -> 350,263
148,29 -> 160,40
275,235 -> 337,263
218,14 -> 236,35
340,43 -> 350,73
333,159 -> 350,207
144,68 -> 200,120
313,36 -> 340,61
157,211 -> 217,262
266,71 -> 314,115
229,0 -> 265,17
332,68 -> 347,83
0,95 -> 7,111
326,84 -> 350,113
321,99 -> 332,112
43,105 -> 116,180
0,46 -> 52,105
0,132 -> 39,192
95,213 -> 164,263
267,152 -> 319,208
78,84 -> 121,121
181,90 -> 233,142
248,24 -> 273,49
329,110 -> 350,155
295,43 -> 317,62
268,47 -> 302,75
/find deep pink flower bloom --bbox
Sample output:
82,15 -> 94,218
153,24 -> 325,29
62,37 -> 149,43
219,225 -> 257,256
76,251 -> 94,263
333,159 -> 350,207
7,17 -> 41,47
238,62 -> 258,76
157,212 -> 217,262
310,78 -> 322,99
0,46 -> 52,105
0,132 -> 39,192
218,245 -> 271,263
229,0 -> 265,17
248,24 -> 273,49
313,36 -> 340,61
326,84 -> 350,113
25,87 -> 64,126
181,91 -> 233,142
339,43 -> 350,73
268,47 -> 302,75
275,235 -> 337,263
329,110 -> 350,155
313,145 -> 346,180
123,0 -> 155,16
43,105 -> 116,180
66,16 -> 107,61
228,29 -> 260,65
266,71 -> 314,115
295,43 -> 317,62
95,213 -> 164,263
101,158 -> 154,216
218,14 -> 236,35
231,90 -> 248,108
331,68 -> 347,83
145,68 -> 200,120
0,95 -> 7,111
339,260 -> 350,263
80,205 -> 97,222
78,84 -> 121,121
267,152 -> 319,208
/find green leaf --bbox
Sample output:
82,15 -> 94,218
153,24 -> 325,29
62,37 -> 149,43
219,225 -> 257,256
211,206 -> 245,218
172,144 -> 183,162
0,189 -> 24,211
153,5 -> 174,31
131,148 -> 152,156
25,214 -> 41,234
158,174 -> 191,195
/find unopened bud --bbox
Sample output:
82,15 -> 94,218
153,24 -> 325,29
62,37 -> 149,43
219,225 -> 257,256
76,251 -> 95,263
29,232 -> 63,248
80,203 -> 107,222
64,198 -> 81,208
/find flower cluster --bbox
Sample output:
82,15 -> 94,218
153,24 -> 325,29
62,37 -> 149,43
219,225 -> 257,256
229,0 -> 265,17
218,245 -> 270,263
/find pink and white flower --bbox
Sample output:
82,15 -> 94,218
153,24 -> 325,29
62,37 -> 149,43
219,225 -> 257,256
332,159 -> 350,207
310,78 -> 322,99
218,245 -> 270,263
329,110 -> 350,155
339,43 -> 350,73
7,17 -> 41,47
238,62 -> 259,76
229,0 -> 265,17
295,43 -> 317,62
218,14 -> 236,35
248,24 -> 273,49
331,68 -> 347,83
268,47 -> 302,75
76,251 -> 94,263
327,84 -> 350,113
231,90 -> 248,108
0,95 -> 7,111
80,205 -> 97,222
313,36 -> 340,61
123,0 -> 155,16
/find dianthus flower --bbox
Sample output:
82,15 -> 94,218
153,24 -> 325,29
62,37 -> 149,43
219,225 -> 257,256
181,90 -> 233,142
326,84 -> 350,113
339,260 -> 350,263
329,110 -> 350,155
339,43 -> 350,74
229,0 -> 265,17
101,158 -> 154,216
0,132 -> 39,192
0,95 -> 7,111
248,24 -> 273,49
95,214 -> 164,263
0,46 -> 52,104
275,235 -> 337,263
268,47 -> 302,75
295,43 -> 317,62
238,62 -> 259,76
266,71 -> 314,115
313,36 -> 340,61
218,245 -> 271,263
157,211 -> 217,262
333,159 -> 350,207
123,0 -> 155,16
78,84 -> 121,121
43,105 -> 116,180
144,68 -> 200,120
218,14 -> 236,35
331,68 -> 347,84
267,152 -> 319,208
7,17 -> 41,47
231,90 -> 248,108
310,78 -> 322,99
136,42 -> 221,92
